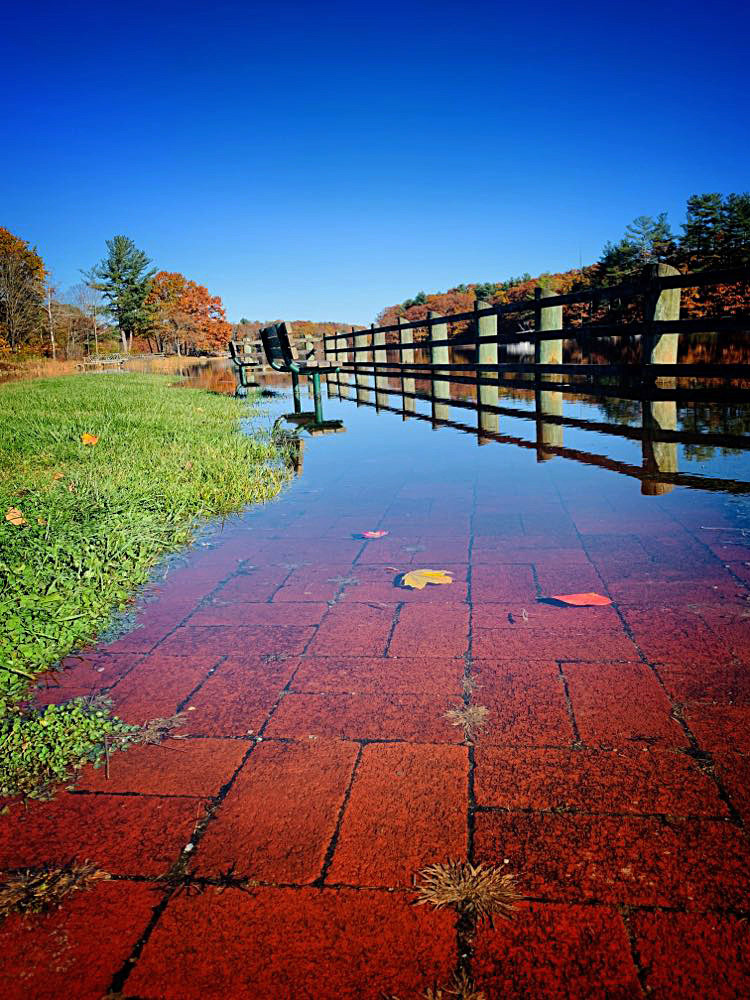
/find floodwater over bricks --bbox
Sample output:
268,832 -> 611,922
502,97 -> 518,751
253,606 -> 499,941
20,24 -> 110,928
3,371 -> 750,999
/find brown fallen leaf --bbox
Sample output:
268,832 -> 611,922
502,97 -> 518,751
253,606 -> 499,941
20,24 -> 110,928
5,507 -> 27,527
52,472 -> 64,481
400,569 -> 453,590
550,592 -> 612,607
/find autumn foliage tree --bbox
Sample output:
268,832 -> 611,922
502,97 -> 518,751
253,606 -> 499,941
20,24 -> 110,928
146,271 -> 231,355
0,227 -> 46,353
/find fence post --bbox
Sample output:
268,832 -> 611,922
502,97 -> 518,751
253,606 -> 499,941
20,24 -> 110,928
373,323 -> 389,408
323,331 -> 335,398
338,341 -> 351,399
643,263 -> 681,365
429,311 -> 450,426
534,287 -> 563,365
354,326 -> 372,404
242,334 -> 254,370
533,287 -> 564,460
476,298 -> 498,443
398,315 -> 415,417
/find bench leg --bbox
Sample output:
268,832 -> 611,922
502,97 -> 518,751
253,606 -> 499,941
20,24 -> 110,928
312,372 -> 323,423
292,370 -> 301,412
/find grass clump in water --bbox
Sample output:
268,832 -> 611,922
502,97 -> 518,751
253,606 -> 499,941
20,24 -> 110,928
0,862 -> 110,920
0,694 -> 141,799
0,373 -> 290,715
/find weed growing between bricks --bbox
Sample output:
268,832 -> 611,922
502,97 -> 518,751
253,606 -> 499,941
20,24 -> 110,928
0,862 -> 110,920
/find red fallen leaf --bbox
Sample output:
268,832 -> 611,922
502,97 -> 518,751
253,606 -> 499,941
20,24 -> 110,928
551,592 -> 612,607
361,530 -> 389,539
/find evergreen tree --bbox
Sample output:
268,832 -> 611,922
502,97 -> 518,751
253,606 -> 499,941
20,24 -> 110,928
722,193 -> 750,266
680,193 -> 724,268
624,213 -> 674,261
597,214 -> 675,285
88,236 -> 155,352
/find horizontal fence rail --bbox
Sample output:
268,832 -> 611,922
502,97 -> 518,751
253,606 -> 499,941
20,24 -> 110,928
322,264 -> 750,345
316,266 -> 750,384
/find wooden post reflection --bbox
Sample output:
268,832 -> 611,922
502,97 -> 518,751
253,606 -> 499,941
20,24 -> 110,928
535,389 -> 563,461
374,324 -> 389,409
476,298 -> 498,444
429,311 -> 450,426
398,316 -> 415,418
642,399 -> 678,495
354,326 -> 372,404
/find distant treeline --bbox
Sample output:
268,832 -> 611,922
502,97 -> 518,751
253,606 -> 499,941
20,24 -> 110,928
3,192 -> 748,360
376,192 -> 750,329
0,231 -> 231,359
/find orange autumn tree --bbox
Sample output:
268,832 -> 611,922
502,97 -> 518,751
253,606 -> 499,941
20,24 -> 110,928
146,271 -> 231,355
0,227 -> 46,353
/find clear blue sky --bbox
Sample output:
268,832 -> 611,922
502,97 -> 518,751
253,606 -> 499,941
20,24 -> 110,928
2,0 -> 747,324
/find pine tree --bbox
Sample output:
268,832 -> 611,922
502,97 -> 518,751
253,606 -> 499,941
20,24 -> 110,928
680,193 -> 724,268
88,236 -> 155,352
624,213 -> 674,262
597,214 -> 675,285
722,193 -> 750,266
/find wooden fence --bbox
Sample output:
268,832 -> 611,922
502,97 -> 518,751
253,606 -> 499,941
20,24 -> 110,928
319,264 -> 750,388
313,264 -> 750,497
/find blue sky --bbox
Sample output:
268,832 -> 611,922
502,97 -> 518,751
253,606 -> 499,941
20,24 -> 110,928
2,0 -> 747,324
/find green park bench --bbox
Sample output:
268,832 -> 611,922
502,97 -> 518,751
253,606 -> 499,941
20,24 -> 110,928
259,322 -> 339,421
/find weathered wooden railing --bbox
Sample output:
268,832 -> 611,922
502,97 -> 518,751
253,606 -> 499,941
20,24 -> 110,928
233,332 -> 326,371
316,264 -> 750,496
78,353 -> 165,367
320,265 -> 750,383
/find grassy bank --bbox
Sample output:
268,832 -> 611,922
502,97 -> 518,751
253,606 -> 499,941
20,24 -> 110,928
0,373 -> 289,717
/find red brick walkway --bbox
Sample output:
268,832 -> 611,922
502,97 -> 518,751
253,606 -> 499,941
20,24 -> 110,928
2,436 -> 750,998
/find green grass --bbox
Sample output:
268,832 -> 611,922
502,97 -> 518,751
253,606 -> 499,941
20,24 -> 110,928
0,695 -> 141,799
0,373 -> 290,717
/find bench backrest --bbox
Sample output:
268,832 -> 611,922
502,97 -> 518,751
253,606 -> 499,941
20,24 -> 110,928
276,322 -> 301,367
260,324 -> 290,371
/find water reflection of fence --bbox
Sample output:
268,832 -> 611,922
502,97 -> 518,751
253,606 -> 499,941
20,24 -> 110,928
315,264 -> 750,495
324,368 -> 750,495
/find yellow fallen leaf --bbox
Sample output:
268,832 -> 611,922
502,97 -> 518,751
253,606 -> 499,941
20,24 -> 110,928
37,516 -> 47,526
5,507 -> 27,526
52,471 -> 64,481
80,433 -> 99,446
400,568 -> 453,590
